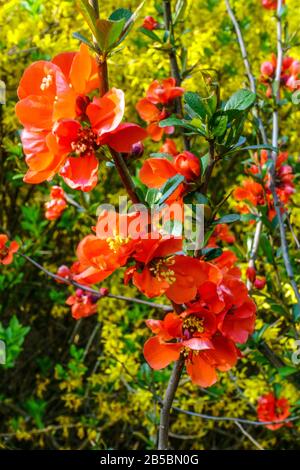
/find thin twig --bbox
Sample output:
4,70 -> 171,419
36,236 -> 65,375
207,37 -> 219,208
172,406 -> 300,426
19,253 -> 172,312
163,0 -> 190,150
234,421 -> 264,450
269,0 -> 300,306
247,219 -> 263,290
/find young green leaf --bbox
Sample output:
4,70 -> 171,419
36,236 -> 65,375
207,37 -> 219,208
224,89 -> 256,112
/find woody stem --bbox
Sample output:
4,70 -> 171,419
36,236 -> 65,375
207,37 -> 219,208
163,0 -> 190,150
89,0 -> 140,204
158,356 -> 185,449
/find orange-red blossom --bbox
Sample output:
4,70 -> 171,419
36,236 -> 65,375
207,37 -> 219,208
257,393 -> 291,430
45,186 -> 67,220
136,78 -> 184,141
144,250 -> 256,387
0,235 -> 19,265
16,44 -> 147,191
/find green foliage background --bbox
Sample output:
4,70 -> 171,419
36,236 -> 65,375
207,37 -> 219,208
0,0 -> 300,449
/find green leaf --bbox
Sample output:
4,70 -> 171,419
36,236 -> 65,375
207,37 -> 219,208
76,0 -> 102,46
72,32 -> 96,50
149,152 -> 174,159
159,117 -> 193,129
239,144 -> 277,152
173,0 -> 187,24
202,247 -> 223,261
200,152 -> 210,174
109,8 -> 132,22
139,27 -> 162,42
96,18 -> 126,52
278,366 -> 298,378
184,92 -> 208,120
240,213 -> 259,222
260,233 -> 274,264
292,304 -> 300,322
224,89 -> 256,112
210,113 -> 228,137
212,214 -> 240,225
145,188 -> 161,206
158,174 -> 185,205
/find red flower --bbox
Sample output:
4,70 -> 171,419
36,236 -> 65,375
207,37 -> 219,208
257,393 -> 290,430
234,179 -> 265,207
45,185 -> 67,220
136,78 -> 184,141
217,299 -> 256,344
207,224 -> 236,248
159,138 -> 178,156
173,151 -> 201,181
66,288 -> 98,320
139,158 -> 178,188
136,98 -> 173,141
142,16 -> 158,31
16,46 -> 147,191
139,152 -> 200,191
260,52 -> 300,95
16,44 -> 98,129
74,211 -> 146,284
125,236 -> 220,304
0,234 -> 19,265
146,78 -> 184,105
144,311 -> 239,387
262,0 -> 285,10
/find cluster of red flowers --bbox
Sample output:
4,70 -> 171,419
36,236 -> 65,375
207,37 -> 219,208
261,0 -> 285,10
45,186 -> 67,220
68,208 -> 256,386
234,150 -> 295,220
260,54 -> 300,97
136,78 -> 184,141
257,392 -> 290,430
16,45 -> 147,191
144,250 -> 256,387
0,235 -> 19,265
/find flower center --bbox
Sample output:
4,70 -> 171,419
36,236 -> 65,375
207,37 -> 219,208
71,128 -> 98,156
107,233 -> 131,252
40,73 -> 53,91
183,315 -> 205,334
149,256 -> 176,284
0,246 -> 8,260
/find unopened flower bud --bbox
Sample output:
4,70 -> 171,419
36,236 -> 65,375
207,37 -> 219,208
246,266 -> 256,283
254,277 -> 266,290
130,141 -> 144,159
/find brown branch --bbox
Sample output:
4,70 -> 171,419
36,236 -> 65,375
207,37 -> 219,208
158,355 -> 185,449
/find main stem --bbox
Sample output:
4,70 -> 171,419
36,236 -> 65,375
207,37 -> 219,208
158,356 -> 184,449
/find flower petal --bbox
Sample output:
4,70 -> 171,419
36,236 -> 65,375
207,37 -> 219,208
144,336 -> 181,369
60,154 -> 99,192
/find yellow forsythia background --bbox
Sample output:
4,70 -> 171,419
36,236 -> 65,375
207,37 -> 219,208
0,0 -> 299,449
